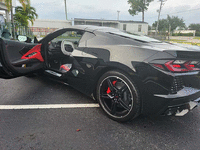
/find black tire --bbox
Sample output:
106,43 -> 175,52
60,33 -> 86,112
96,70 -> 141,122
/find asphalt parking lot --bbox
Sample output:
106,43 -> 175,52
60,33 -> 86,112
1,76 -> 200,150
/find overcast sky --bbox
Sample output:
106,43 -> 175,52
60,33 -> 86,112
16,0 -> 200,26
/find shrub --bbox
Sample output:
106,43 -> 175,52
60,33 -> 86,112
172,33 -> 193,36
195,32 -> 200,36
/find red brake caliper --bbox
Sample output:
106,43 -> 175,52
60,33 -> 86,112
106,80 -> 117,94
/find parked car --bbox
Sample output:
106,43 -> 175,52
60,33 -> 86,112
0,25 -> 200,122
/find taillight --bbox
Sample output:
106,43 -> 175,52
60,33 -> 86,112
184,61 -> 200,71
165,60 -> 189,72
153,64 -> 165,70
153,60 -> 200,72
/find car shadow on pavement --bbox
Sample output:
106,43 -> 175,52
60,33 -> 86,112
119,110 -> 200,149
2,75 -> 96,105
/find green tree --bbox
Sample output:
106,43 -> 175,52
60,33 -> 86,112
0,0 -> 30,12
152,15 -> 186,32
18,0 -> 30,10
152,19 -> 168,31
148,25 -> 152,30
189,23 -> 200,32
167,15 -> 185,32
128,0 -> 154,22
14,5 -> 38,27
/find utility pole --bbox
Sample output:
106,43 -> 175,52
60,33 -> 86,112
142,0 -> 146,22
168,24 -> 171,40
10,0 -> 15,39
117,10 -> 120,20
155,0 -> 166,35
64,0 -> 67,20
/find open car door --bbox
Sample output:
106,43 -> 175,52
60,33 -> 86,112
0,38 -> 44,79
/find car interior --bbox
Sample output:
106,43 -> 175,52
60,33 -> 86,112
46,30 -> 84,72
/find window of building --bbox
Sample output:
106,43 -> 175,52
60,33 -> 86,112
123,24 -> 127,31
138,25 -> 142,32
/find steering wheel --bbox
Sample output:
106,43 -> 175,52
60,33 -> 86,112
61,40 -> 75,56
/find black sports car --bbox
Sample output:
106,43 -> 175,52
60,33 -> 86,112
1,25 -> 200,122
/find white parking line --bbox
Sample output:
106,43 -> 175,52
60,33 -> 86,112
0,104 -> 100,110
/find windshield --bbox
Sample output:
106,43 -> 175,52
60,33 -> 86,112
109,31 -> 161,43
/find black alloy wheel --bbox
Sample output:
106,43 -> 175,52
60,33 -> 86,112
97,70 -> 141,122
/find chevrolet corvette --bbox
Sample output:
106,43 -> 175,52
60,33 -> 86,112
0,25 -> 200,122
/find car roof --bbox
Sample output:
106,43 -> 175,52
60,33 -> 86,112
39,25 -> 116,43
72,25 -> 121,33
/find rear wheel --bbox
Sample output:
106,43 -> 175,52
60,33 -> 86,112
96,70 -> 141,122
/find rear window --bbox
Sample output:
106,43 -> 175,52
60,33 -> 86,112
108,31 -> 161,43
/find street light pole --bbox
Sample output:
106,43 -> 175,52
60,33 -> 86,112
117,10 -> 120,20
64,0 -> 67,20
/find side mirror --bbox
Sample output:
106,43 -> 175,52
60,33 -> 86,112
18,35 -> 27,42
34,36 -> 39,43
61,40 -> 74,56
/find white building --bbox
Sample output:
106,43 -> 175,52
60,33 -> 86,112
74,18 -> 148,35
30,19 -> 72,37
0,2 -> 9,22
30,18 -> 148,37
118,21 -> 148,35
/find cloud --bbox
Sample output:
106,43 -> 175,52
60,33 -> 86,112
15,0 -> 200,26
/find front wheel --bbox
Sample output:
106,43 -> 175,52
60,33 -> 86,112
96,70 -> 141,122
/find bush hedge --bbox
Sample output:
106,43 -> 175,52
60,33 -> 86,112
172,32 -> 200,37
172,33 -> 194,36
195,32 -> 200,36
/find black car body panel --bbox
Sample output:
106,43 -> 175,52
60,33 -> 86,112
1,25 -> 200,118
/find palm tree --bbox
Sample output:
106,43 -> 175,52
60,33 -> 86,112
14,5 -> 38,27
0,0 -> 30,12
0,0 -> 31,38
18,0 -> 30,10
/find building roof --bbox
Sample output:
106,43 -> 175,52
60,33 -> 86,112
74,18 -> 148,24
119,20 -> 148,24
34,19 -> 71,23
